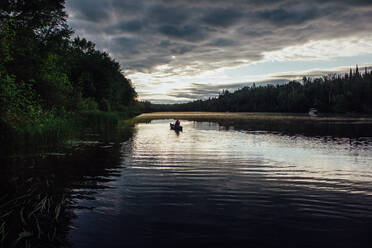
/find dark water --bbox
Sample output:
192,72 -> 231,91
68,120 -> 372,248
2,119 -> 372,247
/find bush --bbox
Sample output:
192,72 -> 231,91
76,97 -> 98,112
80,111 -> 119,131
99,98 -> 111,111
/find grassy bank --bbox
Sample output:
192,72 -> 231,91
1,114 -> 74,155
134,112 -> 372,123
134,112 -> 372,138
0,110 -> 139,157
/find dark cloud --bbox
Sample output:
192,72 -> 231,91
68,0 -> 110,22
158,24 -> 208,42
66,0 -> 372,100
170,44 -> 195,55
109,36 -> 141,55
208,38 -> 237,47
147,4 -> 190,25
202,8 -> 243,27
111,0 -> 144,15
257,8 -> 321,26
108,20 -> 143,34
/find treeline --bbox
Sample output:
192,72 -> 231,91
152,68 -> 372,113
0,0 -> 137,146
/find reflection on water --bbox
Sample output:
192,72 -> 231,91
1,118 -> 372,247
0,133 -> 127,247
68,119 -> 372,248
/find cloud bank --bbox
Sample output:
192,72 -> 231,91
66,0 -> 372,102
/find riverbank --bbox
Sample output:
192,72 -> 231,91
0,110 -> 139,157
135,112 -> 372,123
134,112 -> 372,138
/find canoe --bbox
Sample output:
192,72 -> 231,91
170,123 -> 183,131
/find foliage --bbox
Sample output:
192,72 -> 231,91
80,111 -> 120,131
0,0 -> 138,149
68,37 -> 137,111
39,53 -> 72,107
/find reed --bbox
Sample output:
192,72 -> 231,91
0,109 -> 138,156
0,176 -> 70,247
22,116 -> 75,147
80,111 -> 120,131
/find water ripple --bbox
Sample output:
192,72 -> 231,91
70,120 -> 372,248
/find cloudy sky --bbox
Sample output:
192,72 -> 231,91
66,0 -> 372,103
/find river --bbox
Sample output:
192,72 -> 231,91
1,117 -> 372,247
69,119 -> 372,248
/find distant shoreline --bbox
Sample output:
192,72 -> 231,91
134,112 -> 372,123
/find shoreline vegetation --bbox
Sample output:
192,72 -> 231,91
135,112 -> 372,122
0,1 -> 141,155
0,109 -> 141,157
135,112 -> 372,138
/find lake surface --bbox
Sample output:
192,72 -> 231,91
1,117 -> 372,247
68,119 -> 372,248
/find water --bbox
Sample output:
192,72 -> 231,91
68,119 -> 372,248
1,118 -> 372,247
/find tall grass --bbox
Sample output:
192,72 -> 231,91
80,111 -> 120,131
0,174 -> 70,247
0,114 -> 76,156
0,109 -> 138,156
22,116 -> 75,147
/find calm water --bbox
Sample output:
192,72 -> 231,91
67,119 -> 372,248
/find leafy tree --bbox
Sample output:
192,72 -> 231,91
1,0 -> 138,138
39,53 -> 72,107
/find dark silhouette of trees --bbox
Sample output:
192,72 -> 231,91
68,37 -> 137,111
152,67 -> 372,114
1,0 -> 137,130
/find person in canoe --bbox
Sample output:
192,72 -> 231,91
174,119 -> 180,127
170,120 -> 183,131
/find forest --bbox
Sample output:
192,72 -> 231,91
0,0 -> 138,148
150,68 -> 372,114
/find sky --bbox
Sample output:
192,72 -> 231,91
66,0 -> 372,103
